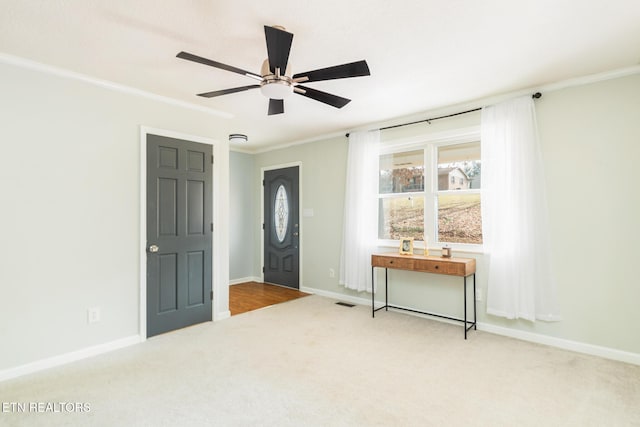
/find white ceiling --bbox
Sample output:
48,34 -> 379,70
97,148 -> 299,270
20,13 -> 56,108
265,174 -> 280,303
1,0 -> 639,151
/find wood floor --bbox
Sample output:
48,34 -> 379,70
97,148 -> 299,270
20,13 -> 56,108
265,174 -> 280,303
229,281 -> 310,316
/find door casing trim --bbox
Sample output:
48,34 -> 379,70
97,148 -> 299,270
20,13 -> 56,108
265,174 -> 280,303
139,126 -> 227,340
261,162 -> 303,288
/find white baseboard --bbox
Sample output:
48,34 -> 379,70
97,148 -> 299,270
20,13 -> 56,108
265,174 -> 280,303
302,286 -> 640,366
215,310 -> 231,321
229,276 -> 262,285
300,286 -> 375,307
477,323 -> 640,366
0,335 -> 142,382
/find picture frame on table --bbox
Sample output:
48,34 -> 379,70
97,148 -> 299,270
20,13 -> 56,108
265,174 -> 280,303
399,237 -> 414,255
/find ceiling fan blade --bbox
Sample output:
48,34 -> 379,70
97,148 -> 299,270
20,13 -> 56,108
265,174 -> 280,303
177,51 -> 262,80
197,85 -> 261,98
293,60 -> 370,83
264,26 -> 293,74
268,98 -> 284,115
295,85 -> 351,108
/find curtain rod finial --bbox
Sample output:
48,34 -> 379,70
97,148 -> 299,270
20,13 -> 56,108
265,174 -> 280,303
532,92 -> 542,99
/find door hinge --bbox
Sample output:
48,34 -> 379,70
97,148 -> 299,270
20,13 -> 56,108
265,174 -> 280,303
262,179 -> 265,186
211,154 -> 214,164
210,290 -> 213,300
262,266 -> 265,273
262,223 -> 265,230
211,223 -> 214,232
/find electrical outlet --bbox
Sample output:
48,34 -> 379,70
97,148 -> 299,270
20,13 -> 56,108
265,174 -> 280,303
329,268 -> 335,278
87,307 -> 101,324
475,289 -> 483,302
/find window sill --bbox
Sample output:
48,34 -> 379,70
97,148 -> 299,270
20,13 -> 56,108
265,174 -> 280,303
376,242 -> 484,255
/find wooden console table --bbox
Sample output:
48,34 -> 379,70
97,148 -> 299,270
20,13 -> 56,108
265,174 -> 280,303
371,253 -> 477,339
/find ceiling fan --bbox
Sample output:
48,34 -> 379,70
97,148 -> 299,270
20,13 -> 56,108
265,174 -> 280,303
177,25 -> 370,115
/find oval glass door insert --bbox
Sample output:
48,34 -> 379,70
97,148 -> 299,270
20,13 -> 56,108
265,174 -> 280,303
274,185 -> 289,242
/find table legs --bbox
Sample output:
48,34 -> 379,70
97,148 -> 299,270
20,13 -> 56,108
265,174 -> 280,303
463,273 -> 477,339
371,266 -> 374,317
371,267 -> 476,339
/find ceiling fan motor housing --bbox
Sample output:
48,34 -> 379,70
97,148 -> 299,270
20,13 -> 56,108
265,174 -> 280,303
260,59 -> 293,99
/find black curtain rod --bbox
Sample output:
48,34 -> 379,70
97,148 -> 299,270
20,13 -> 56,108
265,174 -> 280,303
345,92 -> 542,137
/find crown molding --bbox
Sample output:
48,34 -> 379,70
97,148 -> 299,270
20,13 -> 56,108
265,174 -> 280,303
0,52 -> 233,119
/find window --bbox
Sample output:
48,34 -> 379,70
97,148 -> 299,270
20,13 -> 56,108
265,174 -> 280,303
378,150 -> 424,241
378,138 -> 482,248
437,142 -> 482,245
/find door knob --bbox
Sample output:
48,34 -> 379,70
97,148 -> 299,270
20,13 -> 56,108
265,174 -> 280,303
149,244 -> 159,253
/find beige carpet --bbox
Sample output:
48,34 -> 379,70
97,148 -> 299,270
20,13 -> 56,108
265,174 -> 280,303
1,295 -> 639,426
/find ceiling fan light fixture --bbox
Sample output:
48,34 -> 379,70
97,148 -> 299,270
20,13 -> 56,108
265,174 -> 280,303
229,134 -> 248,143
260,79 -> 294,100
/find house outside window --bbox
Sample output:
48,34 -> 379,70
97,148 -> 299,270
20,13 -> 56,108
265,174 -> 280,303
440,168 -> 470,190
378,132 -> 482,249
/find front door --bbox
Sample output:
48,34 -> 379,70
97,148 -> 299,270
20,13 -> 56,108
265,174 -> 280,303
146,134 -> 213,337
264,166 -> 299,289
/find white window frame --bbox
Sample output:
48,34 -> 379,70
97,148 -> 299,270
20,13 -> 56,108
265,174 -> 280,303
378,126 -> 483,253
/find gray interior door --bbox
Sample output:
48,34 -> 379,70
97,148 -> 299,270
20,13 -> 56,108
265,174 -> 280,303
146,134 -> 212,337
264,166 -> 299,289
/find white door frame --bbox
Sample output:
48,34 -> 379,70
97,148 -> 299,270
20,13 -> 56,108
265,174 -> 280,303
139,126 -> 230,340
261,161 -> 303,287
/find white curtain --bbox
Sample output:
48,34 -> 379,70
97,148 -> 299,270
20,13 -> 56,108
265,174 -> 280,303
481,96 -> 561,321
339,130 -> 380,292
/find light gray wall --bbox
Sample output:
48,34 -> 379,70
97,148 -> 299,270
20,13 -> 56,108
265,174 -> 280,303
253,137 -> 349,295
0,60 -> 230,372
251,72 -> 640,356
530,73 -> 640,351
229,151 -> 256,280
